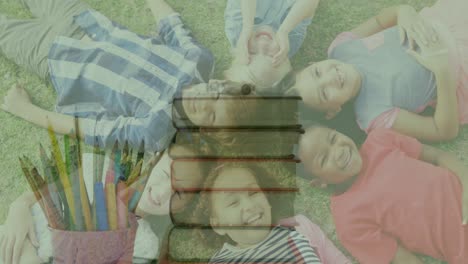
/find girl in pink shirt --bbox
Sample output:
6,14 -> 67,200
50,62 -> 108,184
299,126 -> 468,263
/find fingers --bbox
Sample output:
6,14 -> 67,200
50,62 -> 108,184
12,236 -> 24,264
0,234 -> 6,263
28,225 -> 39,248
5,236 -> 15,264
272,50 -> 287,67
398,26 -> 406,45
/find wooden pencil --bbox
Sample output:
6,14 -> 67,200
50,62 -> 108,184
47,125 -> 76,224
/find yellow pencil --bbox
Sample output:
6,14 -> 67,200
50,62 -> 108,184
47,124 -> 76,224
105,183 -> 118,230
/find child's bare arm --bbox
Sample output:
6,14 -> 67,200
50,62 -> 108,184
0,192 -> 39,264
278,0 -> 319,35
145,0 -> 177,23
273,0 -> 319,65
1,85 -> 85,138
351,5 -> 400,37
392,245 -> 423,264
391,23 -> 458,142
420,144 -> 468,223
233,0 -> 256,65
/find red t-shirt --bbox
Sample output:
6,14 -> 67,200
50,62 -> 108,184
331,129 -> 467,264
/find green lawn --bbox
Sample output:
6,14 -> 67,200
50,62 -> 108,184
0,0 -> 463,263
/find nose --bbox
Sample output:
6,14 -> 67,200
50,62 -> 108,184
240,196 -> 256,213
333,145 -> 348,168
150,182 -> 172,205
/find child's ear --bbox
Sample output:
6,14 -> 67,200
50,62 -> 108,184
325,107 -> 341,120
210,217 -> 226,236
310,178 -> 328,189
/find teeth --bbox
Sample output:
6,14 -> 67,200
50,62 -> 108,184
246,213 -> 262,224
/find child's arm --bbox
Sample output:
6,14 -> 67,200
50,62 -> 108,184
388,15 -> 458,142
0,192 -> 39,264
146,0 -> 215,80
391,40 -> 458,142
420,144 -> 468,223
234,0 -> 257,65
1,85 -> 172,151
1,85 -> 85,138
273,0 -> 319,66
351,4 -> 429,49
392,245 -> 424,264
145,0 -> 177,23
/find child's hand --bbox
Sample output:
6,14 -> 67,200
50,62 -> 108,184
398,6 -> 440,51
1,84 -> 32,116
235,30 -> 253,65
0,200 -> 38,264
406,22 -> 450,76
272,29 -> 290,67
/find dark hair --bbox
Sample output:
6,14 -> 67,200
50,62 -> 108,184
172,81 -> 256,128
192,163 -> 296,247
323,99 -> 366,145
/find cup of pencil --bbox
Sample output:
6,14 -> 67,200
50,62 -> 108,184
18,125 -> 161,263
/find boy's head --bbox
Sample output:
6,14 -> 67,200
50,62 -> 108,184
137,146 -> 202,216
224,26 -> 292,93
293,59 -> 362,119
299,125 -> 362,184
175,80 -> 258,127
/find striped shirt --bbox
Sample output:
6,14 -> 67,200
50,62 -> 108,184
48,10 -> 214,151
210,226 -> 322,264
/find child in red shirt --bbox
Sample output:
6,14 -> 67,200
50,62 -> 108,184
299,127 -> 468,264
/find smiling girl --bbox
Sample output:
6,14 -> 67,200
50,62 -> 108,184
224,0 -> 319,92
290,0 -> 468,142
193,164 -> 350,264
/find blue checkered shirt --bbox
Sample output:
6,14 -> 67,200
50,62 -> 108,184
48,10 -> 214,151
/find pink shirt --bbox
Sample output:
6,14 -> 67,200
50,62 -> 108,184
331,129 -> 467,264
279,215 -> 352,264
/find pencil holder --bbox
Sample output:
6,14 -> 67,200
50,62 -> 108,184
50,214 -> 138,264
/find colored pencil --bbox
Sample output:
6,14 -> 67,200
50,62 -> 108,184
47,125 -> 76,224
69,144 -> 84,231
19,157 -> 65,229
94,182 -> 109,231
29,164 -> 65,230
72,116 -> 93,231
39,145 -> 60,210
126,159 -> 143,186
116,181 -> 128,229
105,183 -> 117,230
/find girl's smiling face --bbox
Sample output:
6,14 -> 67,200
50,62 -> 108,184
137,147 -> 202,216
299,126 -> 363,184
209,167 -> 272,248
295,59 -> 362,119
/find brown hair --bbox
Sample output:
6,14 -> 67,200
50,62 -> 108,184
191,163 -> 296,247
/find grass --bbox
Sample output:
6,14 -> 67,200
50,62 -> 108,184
0,0 -> 464,263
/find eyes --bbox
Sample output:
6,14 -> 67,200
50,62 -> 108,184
227,191 -> 260,207
319,133 -> 337,168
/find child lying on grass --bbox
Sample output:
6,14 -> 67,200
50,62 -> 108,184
299,126 -> 468,263
0,145 -> 202,264
192,164 -> 350,264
